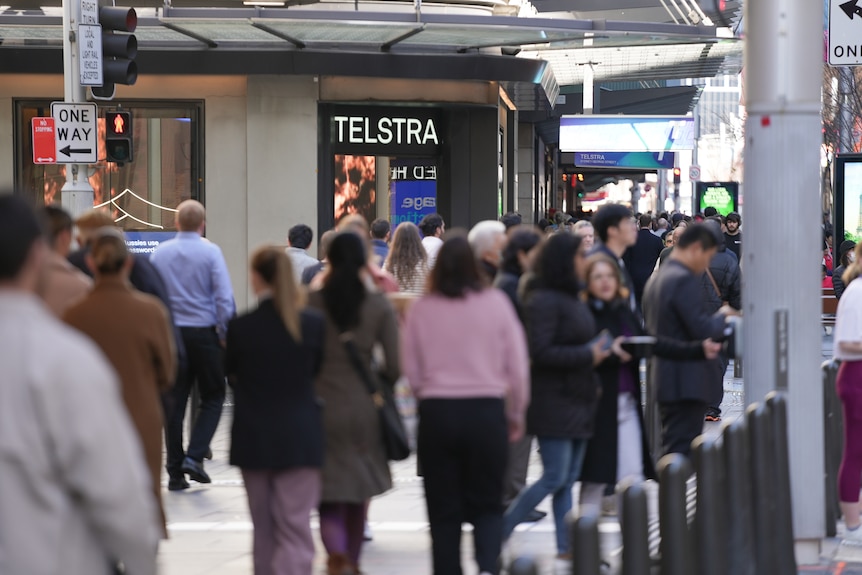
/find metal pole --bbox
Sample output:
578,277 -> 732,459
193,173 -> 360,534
723,419 -> 756,575
620,482 -> 651,575
691,436 -> 728,575
822,359 -> 843,536
839,67 -> 854,154
61,0 -> 95,218
765,392 -> 799,575
508,557 -> 540,575
747,403 -> 778,574
657,454 -> 692,575
570,513 -> 602,575
742,0 -> 825,554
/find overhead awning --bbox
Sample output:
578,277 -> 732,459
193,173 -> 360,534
0,4 -> 741,110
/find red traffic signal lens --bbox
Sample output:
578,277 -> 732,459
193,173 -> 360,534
106,112 -> 131,136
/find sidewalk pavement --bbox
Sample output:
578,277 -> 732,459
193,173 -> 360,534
158,343 -> 857,575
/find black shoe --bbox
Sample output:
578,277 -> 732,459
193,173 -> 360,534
181,457 -> 212,483
520,509 -> 547,523
168,477 -> 190,491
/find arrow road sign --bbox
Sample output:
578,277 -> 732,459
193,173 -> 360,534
51,101 -> 98,164
59,145 -> 94,157
830,0 -> 862,66
841,0 -> 862,20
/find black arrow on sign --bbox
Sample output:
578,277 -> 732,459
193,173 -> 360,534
59,145 -> 92,157
841,0 -> 862,20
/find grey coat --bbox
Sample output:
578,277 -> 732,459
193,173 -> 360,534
308,290 -> 401,503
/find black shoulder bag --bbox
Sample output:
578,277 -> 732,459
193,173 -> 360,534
340,333 -> 411,462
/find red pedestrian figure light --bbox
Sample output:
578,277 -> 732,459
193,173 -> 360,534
113,113 -> 125,134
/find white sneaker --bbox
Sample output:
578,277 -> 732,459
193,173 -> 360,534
843,525 -> 862,544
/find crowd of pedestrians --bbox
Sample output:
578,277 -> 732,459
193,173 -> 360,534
1,191 -> 750,575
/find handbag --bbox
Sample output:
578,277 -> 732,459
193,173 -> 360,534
340,333 -> 411,461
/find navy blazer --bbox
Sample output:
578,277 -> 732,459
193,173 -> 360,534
226,300 -> 326,470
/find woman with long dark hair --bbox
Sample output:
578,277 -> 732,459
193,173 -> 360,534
384,222 -> 428,296
493,226 -> 542,314
225,246 -> 326,575
308,232 -> 401,575
501,232 -> 610,561
403,233 -> 529,575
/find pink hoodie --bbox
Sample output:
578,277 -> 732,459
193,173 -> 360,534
401,289 -> 530,428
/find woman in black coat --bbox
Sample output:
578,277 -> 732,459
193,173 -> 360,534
502,233 -> 612,560
578,254 -> 718,516
225,246 -> 326,575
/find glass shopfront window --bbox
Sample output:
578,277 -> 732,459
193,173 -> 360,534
15,100 -> 204,238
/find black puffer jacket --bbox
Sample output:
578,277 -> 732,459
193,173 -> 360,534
520,284 -> 601,439
702,241 -> 742,312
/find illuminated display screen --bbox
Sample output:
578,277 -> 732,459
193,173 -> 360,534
696,182 -> 738,216
559,115 -> 695,153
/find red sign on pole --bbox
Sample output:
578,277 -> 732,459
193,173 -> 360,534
31,117 -> 56,164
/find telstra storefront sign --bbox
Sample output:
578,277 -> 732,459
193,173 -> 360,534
559,116 -> 695,153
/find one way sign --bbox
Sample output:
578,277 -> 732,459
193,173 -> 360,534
51,101 -> 98,164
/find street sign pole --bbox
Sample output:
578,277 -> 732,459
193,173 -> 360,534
744,0 -> 823,560
61,0 -> 94,218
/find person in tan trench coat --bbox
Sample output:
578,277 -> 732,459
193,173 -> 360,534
307,232 -> 401,575
64,228 -> 176,536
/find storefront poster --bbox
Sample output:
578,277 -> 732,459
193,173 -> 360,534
390,162 -> 437,226
334,154 -> 377,224
124,231 -> 176,257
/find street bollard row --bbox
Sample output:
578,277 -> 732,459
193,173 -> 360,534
538,393 -> 797,575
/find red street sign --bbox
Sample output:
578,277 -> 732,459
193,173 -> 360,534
31,117 -> 56,164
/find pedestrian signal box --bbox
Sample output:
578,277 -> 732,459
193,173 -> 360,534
105,110 -> 132,163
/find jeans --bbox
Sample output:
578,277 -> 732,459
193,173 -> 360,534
502,436 -> 588,555
165,326 -> 226,477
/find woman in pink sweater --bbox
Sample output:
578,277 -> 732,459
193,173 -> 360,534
402,233 -> 530,575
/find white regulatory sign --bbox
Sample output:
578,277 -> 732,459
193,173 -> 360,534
51,102 -> 98,164
689,165 -> 701,182
829,0 -> 862,66
80,0 -> 98,24
78,24 -> 103,87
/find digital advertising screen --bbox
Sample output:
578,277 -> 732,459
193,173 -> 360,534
559,115 -> 695,153
389,160 -> 437,227
695,182 -> 739,216
834,154 -> 862,243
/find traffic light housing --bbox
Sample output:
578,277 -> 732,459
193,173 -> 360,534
672,167 -> 681,184
92,6 -> 137,99
105,110 -> 133,163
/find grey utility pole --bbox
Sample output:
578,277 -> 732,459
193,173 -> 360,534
839,67 -> 854,153
743,0 -> 824,562
61,0 -> 95,217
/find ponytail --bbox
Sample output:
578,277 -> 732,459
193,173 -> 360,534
251,246 -> 305,342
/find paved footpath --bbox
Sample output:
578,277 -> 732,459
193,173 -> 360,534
157,347 -> 860,574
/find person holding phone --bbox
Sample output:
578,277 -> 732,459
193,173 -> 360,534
578,254 -> 721,518
502,233 -> 610,562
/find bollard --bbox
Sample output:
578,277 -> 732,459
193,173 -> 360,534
570,513 -> 602,575
657,454 -> 692,575
692,436 -> 728,575
723,419 -> 756,575
765,393 -> 798,575
747,403 -> 778,575
823,359 -> 843,537
508,556 -> 540,575
620,481 -> 650,575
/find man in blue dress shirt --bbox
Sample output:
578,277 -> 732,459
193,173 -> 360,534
151,200 -> 235,490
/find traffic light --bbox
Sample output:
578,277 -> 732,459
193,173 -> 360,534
105,110 -> 133,163
672,167 -> 681,184
92,5 -> 137,99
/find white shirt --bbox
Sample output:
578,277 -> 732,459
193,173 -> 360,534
422,236 -> 444,270
835,279 -> 862,361
0,292 -> 159,575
